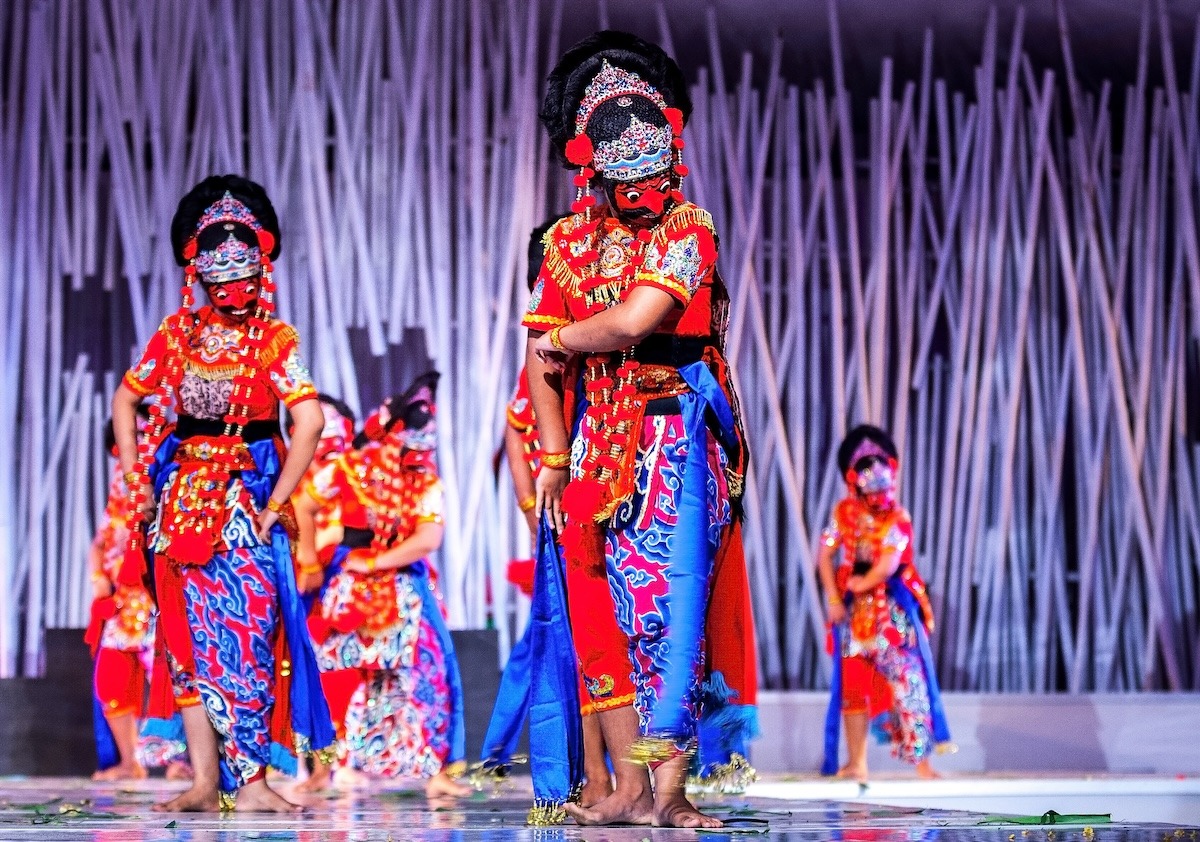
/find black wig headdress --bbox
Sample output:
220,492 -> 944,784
541,31 -> 691,190
836,424 -> 899,476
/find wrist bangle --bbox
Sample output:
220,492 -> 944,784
518,495 -> 537,513
548,325 -> 568,352
366,556 -> 377,573
299,563 -> 321,575
123,470 -> 141,487
541,451 -> 570,470
267,498 -> 286,514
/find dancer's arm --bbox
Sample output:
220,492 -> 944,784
256,398 -> 322,541
816,540 -> 846,625
505,423 -> 538,535
112,384 -> 153,516
342,522 -> 445,573
526,334 -> 570,532
846,547 -> 902,594
293,490 -> 324,593
531,286 -> 676,356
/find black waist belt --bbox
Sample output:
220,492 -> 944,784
175,415 -> 279,443
630,335 -> 712,367
645,396 -> 682,415
341,527 -> 374,549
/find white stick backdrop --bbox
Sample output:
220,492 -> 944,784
0,0 -> 1197,693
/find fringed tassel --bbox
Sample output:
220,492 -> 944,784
628,735 -> 690,767
688,752 -> 758,795
526,800 -> 569,826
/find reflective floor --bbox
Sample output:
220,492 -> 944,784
0,776 -> 1192,841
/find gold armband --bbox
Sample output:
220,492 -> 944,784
548,325 -> 568,351
541,451 -> 570,470
518,495 -> 537,513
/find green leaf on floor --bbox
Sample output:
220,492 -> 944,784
978,810 -> 1112,826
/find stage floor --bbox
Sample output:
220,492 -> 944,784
0,775 -> 1192,841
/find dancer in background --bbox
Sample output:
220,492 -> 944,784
88,410 -> 188,782
479,223 -> 614,809
525,31 -> 754,828
291,394 -> 359,794
112,174 -> 334,813
817,424 -> 952,782
296,374 -> 471,798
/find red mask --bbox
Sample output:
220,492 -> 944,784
204,277 -> 261,321
612,173 -> 674,221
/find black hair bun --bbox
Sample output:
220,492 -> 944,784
169,174 -> 281,266
836,424 -> 899,474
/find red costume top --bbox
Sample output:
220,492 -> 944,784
506,368 -> 542,476
122,306 -> 317,417
306,446 -> 443,644
522,202 -> 732,521
86,469 -> 154,654
824,498 -> 934,651
523,202 -> 718,335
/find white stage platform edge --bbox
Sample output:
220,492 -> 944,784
751,691 -> 1200,776
748,775 -> 1200,825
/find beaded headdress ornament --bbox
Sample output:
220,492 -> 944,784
564,61 -> 689,212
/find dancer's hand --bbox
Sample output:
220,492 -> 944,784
255,508 -> 279,543
536,466 -> 568,533
532,333 -> 573,373
296,548 -> 323,593
826,600 -> 846,625
91,574 -> 114,600
846,575 -> 870,594
342,549 -> 380,575
134,480 -> 155,517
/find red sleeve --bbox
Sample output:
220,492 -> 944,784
262,323 -> 318,408
634,206 -> 718,306
121,318 -> 174,397
305,459 -> 343,506
521,222 -> 571,331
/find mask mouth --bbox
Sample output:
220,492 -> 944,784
397,427 -> 437,452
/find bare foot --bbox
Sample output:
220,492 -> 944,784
235,779 -> 304,813
916,759 -> 940,779
653,793 -> 723,829
424,770 -> 472,798
151,783 -> 220,813
837,763 -> 868,784
294,763 -> 333,794
332,764 -> 368,788
165,761 -> 193,781
92,763 -> 147,782
580,773 -> 614,808
564,787 -> 654,826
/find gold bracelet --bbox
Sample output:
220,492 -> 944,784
548,325 -> 568,351
366,556 -> 377,573
541,451 -> 570,470
123,470 -> 141,487
266,498 -> 286,514
299,564 -> 322,576
518,495 -> 537,513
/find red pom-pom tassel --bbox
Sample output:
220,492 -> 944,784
565,134 -> 594,167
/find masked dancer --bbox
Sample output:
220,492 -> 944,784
817,425 -> 952,782
524,32 -> 754,828
296,374 -> 471,798
112,175 -> 334,813
289,395 -> 360,793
